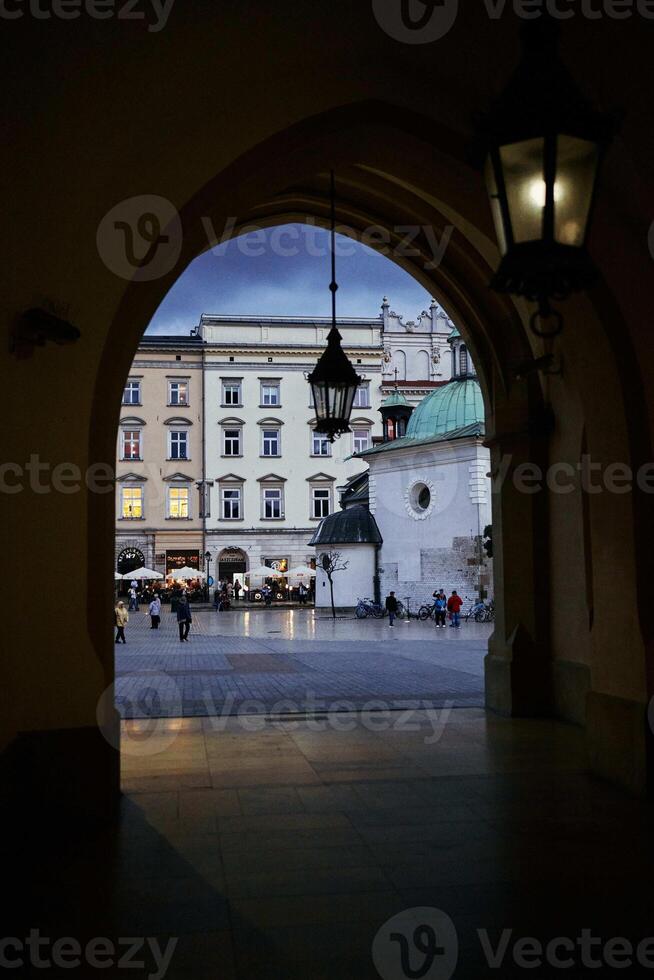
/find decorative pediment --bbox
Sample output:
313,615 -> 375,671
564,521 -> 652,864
216,473 -> 245,483
305,472 -> 336,483
257,473 -> 287,483
218,416 -> 245,426
116,472 -> 147,483
257,416 -> 284,426
350,417 -> 374,426
119,416 -> 146,426
162,472 -> 194,483
163,416 -> 193,426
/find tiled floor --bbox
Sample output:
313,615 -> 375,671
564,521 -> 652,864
16,708 -> 654,978
115,609 -> 488,716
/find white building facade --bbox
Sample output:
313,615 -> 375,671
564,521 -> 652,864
199,304 -> 452,587
114,300 -> 459,590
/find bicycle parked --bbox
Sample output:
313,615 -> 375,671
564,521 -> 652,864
356,597 -> 406,620
355,597 -> 385,619
463,598 -> 495,622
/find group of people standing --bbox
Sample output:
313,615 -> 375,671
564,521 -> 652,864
383,588 -> 464,628
214,578 -> 242,611
114,590 -> 193,643
433,588 -> 463,628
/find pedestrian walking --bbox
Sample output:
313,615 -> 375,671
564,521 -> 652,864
149,593 -> 161,629
385,590 -> 399,627
114,600 -> 128,644
447,589 -> 463,629
262,584 -> 272,607
128,587 -> 139,612
214,587 -> 221,612
176,592 -> 192,642
433,589 -> 447,627
298,583 -> 307,605
233,579 -> 242,601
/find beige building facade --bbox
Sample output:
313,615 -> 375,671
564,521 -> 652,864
114,335 -> 205,579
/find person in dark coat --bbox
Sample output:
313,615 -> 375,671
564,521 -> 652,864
385,591 -> 399,627
176,592 -> 192,642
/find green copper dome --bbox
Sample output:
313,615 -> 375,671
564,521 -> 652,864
405,379 -> 484,439
380,390 -> 410,408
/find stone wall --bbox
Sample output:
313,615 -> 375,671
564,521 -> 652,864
379,535 -> 493,610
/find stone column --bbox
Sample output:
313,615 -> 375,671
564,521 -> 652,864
484,399 -> 554,717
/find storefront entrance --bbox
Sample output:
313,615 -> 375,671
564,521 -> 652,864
218,547 -> 247,584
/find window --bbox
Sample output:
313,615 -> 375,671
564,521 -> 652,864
222,487 -> 241,520
169,430 -> 188,460
223,428 -> 241,456
222,380 -> 242,406
121,486 -> 143,519
352,428 -> 370,454
353,382 -> 370,408
262,487 -> 283,519
121,429 -> 141,460
311,430 -> 331,456
311,487 -> 331,519
168,380 -> 188,406
459,345 -> 469,375
262,428 -> 280,457
123,380 -> 141,405
261,381 -> 280,406
168,486 -> 190,518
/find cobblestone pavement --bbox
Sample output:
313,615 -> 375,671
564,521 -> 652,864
114,609 -> 489,718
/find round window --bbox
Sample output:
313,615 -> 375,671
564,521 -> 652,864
418,485 -> 431,510
409,481 -> 432,515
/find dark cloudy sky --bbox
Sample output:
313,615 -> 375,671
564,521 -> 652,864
146,222 -> 434,335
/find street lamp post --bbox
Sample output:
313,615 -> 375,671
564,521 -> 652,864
205,550 -> 211,599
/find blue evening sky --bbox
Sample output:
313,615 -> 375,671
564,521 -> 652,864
146,223 -> 434,335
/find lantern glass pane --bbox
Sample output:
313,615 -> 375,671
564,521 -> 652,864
330,384 -> 348,420
312,381 -> 328,419
499,137 -> 546,244
554,135 -> 598,247
484,157 -> 508,256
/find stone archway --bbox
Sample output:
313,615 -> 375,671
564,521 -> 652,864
78,102 -> 654,797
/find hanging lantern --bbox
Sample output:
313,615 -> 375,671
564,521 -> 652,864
309,325 -> 362,440
479,17 -> 614,335
308,171 -> 362,440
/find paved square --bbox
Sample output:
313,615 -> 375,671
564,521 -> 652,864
114,608 -> 488,717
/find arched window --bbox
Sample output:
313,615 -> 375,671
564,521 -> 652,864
416,349 -> 430,379
391,349 -> 406,381
459,345 -> 468,376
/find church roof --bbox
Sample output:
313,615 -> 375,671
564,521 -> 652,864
405,378 -> 483,440
308,504 -> 382,546
339,471 -> 369,507
355,421 -> 485,458
449,326 -> 461,338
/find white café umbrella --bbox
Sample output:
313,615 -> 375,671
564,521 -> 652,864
288,565 -> 317,579
247,565 -> 283,579
170,565 -> 205,580
123,566 -> 163,580
114,572 -> 123,581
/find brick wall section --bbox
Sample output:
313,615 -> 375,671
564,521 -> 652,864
379,535 -> 493,609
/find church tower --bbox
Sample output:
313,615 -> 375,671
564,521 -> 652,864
379,383 -> 414,442
449,326 -> 476,380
